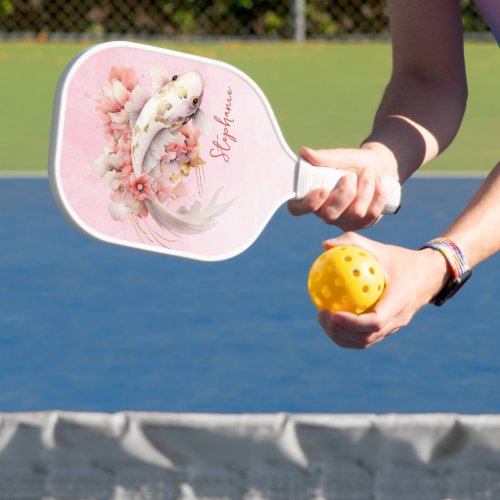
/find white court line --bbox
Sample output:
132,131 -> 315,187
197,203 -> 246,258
0,171 -> 48,178
0,170 -> 489,179
415,170 -> 487,178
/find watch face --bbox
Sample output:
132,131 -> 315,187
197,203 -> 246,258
432,269 -> 472,306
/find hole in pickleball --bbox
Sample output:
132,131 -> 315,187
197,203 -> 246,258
362,285 -> 369,293
334,277 -> 344,286
344,256 -> 352,262
359,251 -> 367,257
369,267 -> 375,275
352,269 -> 360,277
322,286 -> 332,299
313,271 -> 321,282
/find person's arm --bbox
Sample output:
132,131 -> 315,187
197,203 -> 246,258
364,0 -> 468,180
441,164 -> 500,267
318,163 -> 500,349
288,0 -> 467,230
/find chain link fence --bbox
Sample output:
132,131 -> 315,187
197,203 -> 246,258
0,0 -> 491,40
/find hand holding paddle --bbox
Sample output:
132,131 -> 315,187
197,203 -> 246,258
289,146 -> 399,231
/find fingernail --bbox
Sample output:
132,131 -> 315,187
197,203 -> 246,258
300,146 -> 314,157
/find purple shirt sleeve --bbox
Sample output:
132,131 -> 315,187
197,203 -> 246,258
473,0 -> 500,44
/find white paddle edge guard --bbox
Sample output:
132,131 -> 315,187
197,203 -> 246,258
295,158 -> 402,214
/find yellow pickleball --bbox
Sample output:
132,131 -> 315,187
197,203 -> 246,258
308,245 -> 385,314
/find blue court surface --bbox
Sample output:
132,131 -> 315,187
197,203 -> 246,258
0,176 -> 498,414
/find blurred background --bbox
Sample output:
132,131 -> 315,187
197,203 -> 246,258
0,0 -> 492,41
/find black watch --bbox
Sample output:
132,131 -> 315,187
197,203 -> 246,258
421,238 -> 472,307
431,268 -> 472,306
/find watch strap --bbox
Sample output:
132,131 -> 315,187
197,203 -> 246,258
421,238 -> 472,306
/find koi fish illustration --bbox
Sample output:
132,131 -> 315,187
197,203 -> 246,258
129,68 -> 208,175
121,65 -> 231,236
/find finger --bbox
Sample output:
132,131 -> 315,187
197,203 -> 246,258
322,231 -> 370,250
316,172 -> 357,223
321,324 -> 366,349
319,309 -> 395,349
331,168 -> 379,231
345,167 -> 376,220
364,176 -> 387,222
319,311 -> 373,349
330,311 -> 385,335
330,316 -> 392,349
330,336 -> 365,349
332,296 -> 403,340
343,176 -> 387,230
322,232 -> 389,269
328,326 -> 383,349
288,188 -> 330,216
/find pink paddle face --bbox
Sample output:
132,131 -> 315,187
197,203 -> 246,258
50,42 -> 295,261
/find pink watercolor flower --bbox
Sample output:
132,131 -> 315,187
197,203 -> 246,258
129,174 -> 155,201
155,179 -> 174,203
180,124 -> 200,148
165,127 -> 198,157
116,138 -> 132,165
172,182 -> 187,199
121,163 -> 133,179
109,199 -> 148,221
95,149 -> 123,177
110,187 -> 124,203
94,67 -> 139,141
109,66 -> 138,92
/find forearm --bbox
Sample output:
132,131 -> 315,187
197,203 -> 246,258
363,73 -> 467,182
412,163 -> 500,308
441,162 -> 500,267
361,0 -> 467,183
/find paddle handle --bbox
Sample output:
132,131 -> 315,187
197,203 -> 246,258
294,158 -> 401,214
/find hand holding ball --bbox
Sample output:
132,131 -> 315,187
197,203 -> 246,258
308,245 -> 385,314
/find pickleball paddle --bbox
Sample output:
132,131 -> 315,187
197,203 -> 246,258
49,41 -> 401,261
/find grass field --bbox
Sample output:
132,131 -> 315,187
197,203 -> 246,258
0,40 -> 497,173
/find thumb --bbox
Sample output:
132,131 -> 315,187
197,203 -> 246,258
322,231 -> 371,250
300,147 -> 367,171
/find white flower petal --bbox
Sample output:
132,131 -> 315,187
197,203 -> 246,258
112,79 -> 129,104
109,202 -> 130,221
109,109 -> 128,124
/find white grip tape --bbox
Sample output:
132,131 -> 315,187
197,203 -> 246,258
294,158 -> 401,214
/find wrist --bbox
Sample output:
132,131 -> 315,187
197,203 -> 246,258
418,248 -> 452,302
420,238 -> 472,306
360,141 -> 399,179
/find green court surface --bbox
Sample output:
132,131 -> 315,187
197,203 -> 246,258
0,40 -> 497,173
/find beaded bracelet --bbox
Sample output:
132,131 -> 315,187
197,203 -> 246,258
421,237 -> 472,306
